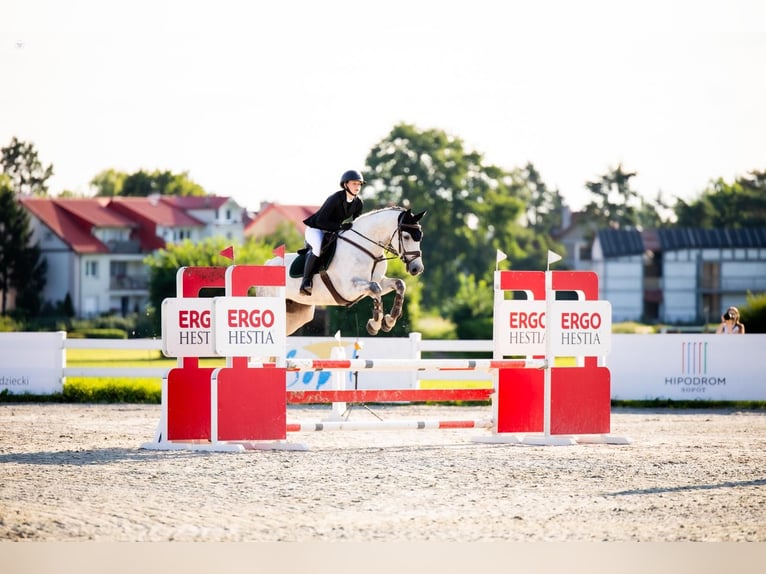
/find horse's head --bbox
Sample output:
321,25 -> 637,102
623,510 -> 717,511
397,209 -> 426,276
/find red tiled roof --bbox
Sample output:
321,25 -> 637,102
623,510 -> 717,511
160,195 -> 231,210
53,198 -> 138,228
20,196 -> 209,254
108,196 -> 205,226
245,203 -> 320,237
20,198 -> 110,254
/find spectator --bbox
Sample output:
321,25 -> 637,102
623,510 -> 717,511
716,306 -> 745,334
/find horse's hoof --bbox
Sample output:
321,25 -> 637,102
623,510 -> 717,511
381,315 -> 395,332
366,321 -> 379,336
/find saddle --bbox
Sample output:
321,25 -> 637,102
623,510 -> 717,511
289,233 -> 340,278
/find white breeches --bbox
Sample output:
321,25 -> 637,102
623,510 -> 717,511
304,227 -> 324,257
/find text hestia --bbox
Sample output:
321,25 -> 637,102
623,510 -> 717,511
224,308 -> 277,345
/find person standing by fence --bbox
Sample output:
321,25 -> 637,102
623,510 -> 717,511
716,306 -> 745,334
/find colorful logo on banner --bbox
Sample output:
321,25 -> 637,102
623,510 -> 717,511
681,341 -> 708,375
664,341 -> 725,394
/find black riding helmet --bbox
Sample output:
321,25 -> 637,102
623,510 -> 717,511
340,170 -> 365,187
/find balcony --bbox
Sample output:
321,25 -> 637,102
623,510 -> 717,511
106,239 -> 142,254
701,276 -> 766,292
110,275 -> 149,291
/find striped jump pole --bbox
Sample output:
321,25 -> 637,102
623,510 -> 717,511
285,358 -> 546,372
288,388 -> 493,404
286,419 -> 493,432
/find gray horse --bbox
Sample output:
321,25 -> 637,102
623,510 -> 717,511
262,207 -> 426,335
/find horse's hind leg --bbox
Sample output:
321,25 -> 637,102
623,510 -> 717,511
286,299 -> 315,336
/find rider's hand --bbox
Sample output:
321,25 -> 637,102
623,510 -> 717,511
340,222 -> 353,231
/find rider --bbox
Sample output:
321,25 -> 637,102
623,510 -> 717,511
300,169 -> 365,295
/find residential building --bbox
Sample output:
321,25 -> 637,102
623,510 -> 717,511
19,195 -> 247,318
244,202 -> 320,240
552,206 -> 597,270
591,227 -> 766,323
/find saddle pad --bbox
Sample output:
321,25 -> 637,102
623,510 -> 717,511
288,237 -> 338,278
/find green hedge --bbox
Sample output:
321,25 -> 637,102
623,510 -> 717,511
75,328 -> 128,339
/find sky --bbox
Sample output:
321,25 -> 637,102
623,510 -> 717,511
2,0 -> 765,214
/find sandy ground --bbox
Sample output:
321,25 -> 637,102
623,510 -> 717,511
1,403 -> 765,542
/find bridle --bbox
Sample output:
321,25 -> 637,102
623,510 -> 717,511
319,210 -> 423,307
337,213 -> 423,275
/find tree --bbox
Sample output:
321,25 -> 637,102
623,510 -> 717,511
582,163 -> 645,229
673,170 -> 766,228
144,237 -> 279,335
120,169 -> 207,197
521,162 -> 565,235
362,124 -> 563,310
91,168 -> 127,197
0,175 -> 47,316
0,137 -> 54,196
363,124 -> 540,309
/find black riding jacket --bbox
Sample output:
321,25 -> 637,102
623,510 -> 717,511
303,190 -> 363,231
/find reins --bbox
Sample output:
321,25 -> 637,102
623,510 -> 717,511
339,218 -> 422,279
318,211 -> 422,307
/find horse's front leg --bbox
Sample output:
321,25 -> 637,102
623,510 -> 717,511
378,277 -> 406,333
353,279 -> 384,335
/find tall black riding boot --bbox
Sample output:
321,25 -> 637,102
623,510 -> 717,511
300,252 -> 319,296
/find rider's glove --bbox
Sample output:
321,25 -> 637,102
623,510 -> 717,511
340,222 -> 353,231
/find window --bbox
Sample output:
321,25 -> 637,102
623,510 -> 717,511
85,261 -> 99,278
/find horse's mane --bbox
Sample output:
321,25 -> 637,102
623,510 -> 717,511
357,205 -> 407,219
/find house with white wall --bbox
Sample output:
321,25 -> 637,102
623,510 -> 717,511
591,227 -> 766,324
20,195 -> 247,318
552,207 -> 598,271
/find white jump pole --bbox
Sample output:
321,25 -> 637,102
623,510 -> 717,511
520,260 -> 576,446
325,338 -> 347,421
287,419 -> 494,432
285,358 -> 545,372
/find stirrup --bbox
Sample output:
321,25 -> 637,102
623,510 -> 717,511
300,279 -> 313,296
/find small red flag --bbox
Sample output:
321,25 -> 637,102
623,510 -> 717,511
220,246 -> 234,261
273,244 -> 285,259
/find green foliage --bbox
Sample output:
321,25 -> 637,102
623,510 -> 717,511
612,322 -> 659,334
62,379 -> 161,403
414,314 -> 456,339
0,174 -> 47,317
363,123 -> 563,311
740,292 -> 766,333
113,169 -> 207,197
262,221 -> 305,253
673,170 -> 766,228
583,163 -> 643,229
0,314 -> 21,332
445,274 -> 494,339
90,168 -> 127,196
144,237 -> 280,335
0,136 -> 54,196
75,328 -> 128,339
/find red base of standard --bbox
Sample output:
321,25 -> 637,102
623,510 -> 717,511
216,367 -> 287,441
496,364 -> 611,435
167,367 -> 215,441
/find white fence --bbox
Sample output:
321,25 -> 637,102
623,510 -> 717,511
2,332 -> 766,401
